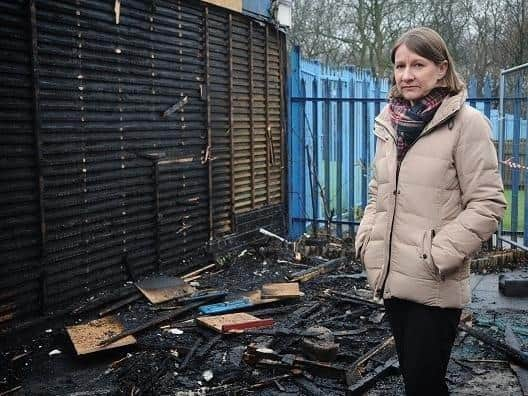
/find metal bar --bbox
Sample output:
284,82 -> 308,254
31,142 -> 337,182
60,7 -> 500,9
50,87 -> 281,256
498,236 -> 528,251
512,78 -> 521,242
249,21 -> 255,209
498,72 -> 505,249
265,25 -> 271,205
287,44 -> 302,238
279,30 -> 287,229
361,82 -> 369,208
483,77 -> 492,119
228,14 -> 235,232
204,7 -> 213,240
306,144 -> 317,235
292,217 -> 360,226
290,96 -> 520,102
292,97 -> 387,103
525,101 -> 528,247
312,79 -> 319,232
300,78 -> 307,229
29,0 -> 47,313
349,83 -> 355,226
336,80 -> 343,237
501,63 -> 528,75
323,80 -> 330,216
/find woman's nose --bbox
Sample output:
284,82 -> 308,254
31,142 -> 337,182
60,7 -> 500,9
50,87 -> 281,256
402,67 -> 414,81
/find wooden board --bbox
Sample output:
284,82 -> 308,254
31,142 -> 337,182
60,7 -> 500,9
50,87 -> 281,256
243,290 -> 280,305
197,312 -> 272,333
201,0 -> 242,12
261,282 -> 301,299
66,316 -> 136,355
135,276 -> 196,304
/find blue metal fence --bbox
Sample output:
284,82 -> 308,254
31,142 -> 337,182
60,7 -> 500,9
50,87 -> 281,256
288,47 -> 528,240
497,63 -> 528,250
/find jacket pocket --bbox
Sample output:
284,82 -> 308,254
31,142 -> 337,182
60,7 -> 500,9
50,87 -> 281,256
360,233 -> 372,265
420,229 -> 440,281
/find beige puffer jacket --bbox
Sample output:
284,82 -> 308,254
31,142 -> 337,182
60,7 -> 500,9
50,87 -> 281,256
355,90 -> 506,308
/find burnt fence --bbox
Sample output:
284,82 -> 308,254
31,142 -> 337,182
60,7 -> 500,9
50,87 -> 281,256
0,0 -> 286,328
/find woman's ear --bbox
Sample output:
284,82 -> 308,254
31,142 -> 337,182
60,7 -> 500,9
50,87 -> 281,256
438,60 -> 448,81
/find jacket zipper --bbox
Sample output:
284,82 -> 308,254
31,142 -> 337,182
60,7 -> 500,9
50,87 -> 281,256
374,113 -> 456,297
379,156 -> 403,297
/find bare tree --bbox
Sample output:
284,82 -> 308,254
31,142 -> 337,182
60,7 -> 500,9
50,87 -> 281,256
290,0 -> 527,83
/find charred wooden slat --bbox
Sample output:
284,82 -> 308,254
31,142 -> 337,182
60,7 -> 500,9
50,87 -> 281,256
294,377 -> 326,395
505,325 -> 528,395
327,290 -> 381,308
245,345 -> 347,379
99,297 -> 216,346
459,323 -> 528,368
98,294 -> 142,317
180,337 -> 202,371
289,257 -> 347,283
346,356 -> 399,395
196,334 -> 222,359
71,287 -> 139,315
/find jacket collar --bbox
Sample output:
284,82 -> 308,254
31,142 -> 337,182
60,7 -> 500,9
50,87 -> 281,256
375,89 -> 468,141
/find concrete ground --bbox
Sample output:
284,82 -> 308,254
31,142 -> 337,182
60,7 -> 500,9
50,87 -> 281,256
470,267 -> 528,311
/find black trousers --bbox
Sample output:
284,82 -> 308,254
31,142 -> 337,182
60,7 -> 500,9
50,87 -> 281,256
384,298 -> 461,396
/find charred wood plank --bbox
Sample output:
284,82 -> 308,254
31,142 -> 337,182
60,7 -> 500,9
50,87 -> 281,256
505,324 -> 528,395
351,336 -> 395,369
459,323 -> 528,368
319,308 -> 369,325
236,328 -> 323,337
196,334 -> 222,359
180,337 -> 202,371
178,290 -> 227,303
99,297 -> 216,346
294,377 -> 326,395
327,290 -> 381,308
202,372 -> 298,395
245,345 -> 347,379
247,304 -> 299,317
181,263 -> 216,280
346,355 -> 399,395
289,257 -> 347,283
71,287 -> 139,316
98,294 -> 142,317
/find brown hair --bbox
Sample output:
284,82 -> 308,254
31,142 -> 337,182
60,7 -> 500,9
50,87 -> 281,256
389,27 -> 465,99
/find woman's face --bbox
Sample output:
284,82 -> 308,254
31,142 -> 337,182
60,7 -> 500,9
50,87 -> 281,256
393,44 -> 447,103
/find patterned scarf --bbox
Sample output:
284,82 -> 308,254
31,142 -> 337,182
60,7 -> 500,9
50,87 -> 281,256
389,87 -> 449,161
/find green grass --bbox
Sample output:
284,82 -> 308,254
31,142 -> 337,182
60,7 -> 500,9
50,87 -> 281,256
320,163 -> 523,232
503,188 -> 525,231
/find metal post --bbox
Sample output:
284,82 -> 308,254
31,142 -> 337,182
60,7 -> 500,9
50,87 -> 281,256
288,45 -> 303,238
361,81 -> 368,208
336,80 -> 343,237
323,79 -> 331,220
279,30 -> 287,234
312,79 -> 319,233
348,80 -> 355,227
498,72 -> 505,249
511,78 -> 521,242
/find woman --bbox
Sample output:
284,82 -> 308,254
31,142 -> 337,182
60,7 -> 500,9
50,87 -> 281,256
355,27 -> 506,395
